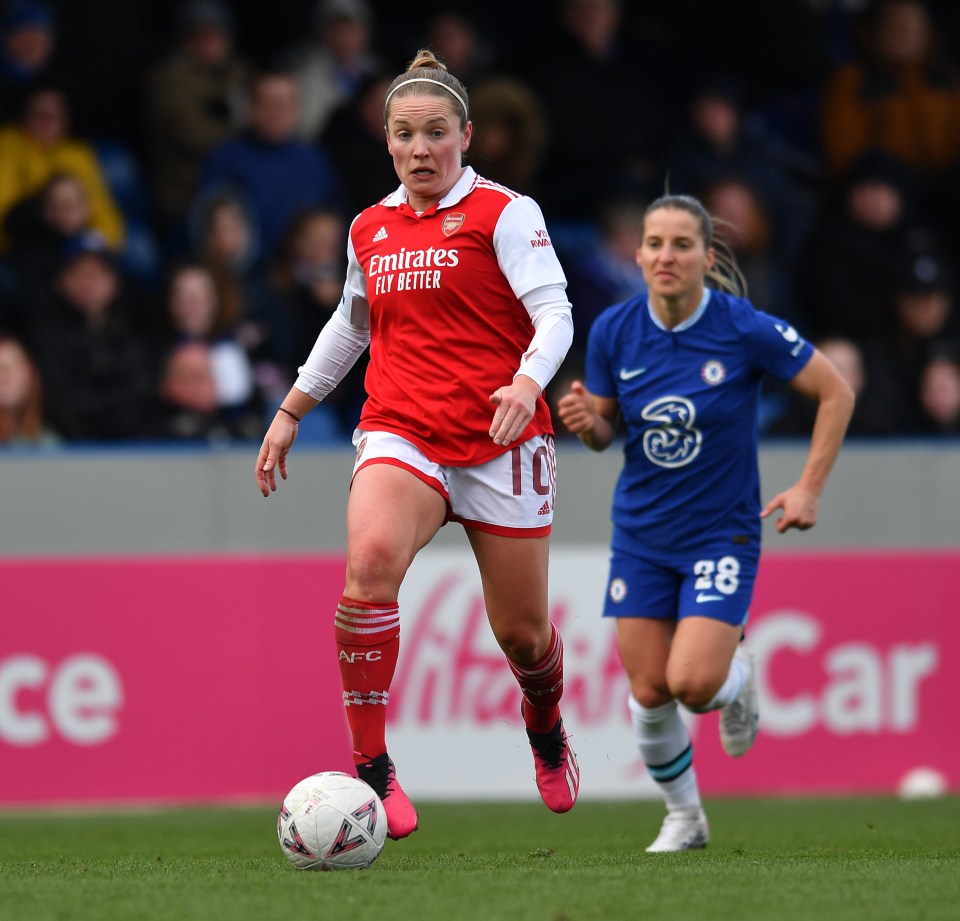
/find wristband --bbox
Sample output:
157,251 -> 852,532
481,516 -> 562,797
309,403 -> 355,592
277,406 -> 301,423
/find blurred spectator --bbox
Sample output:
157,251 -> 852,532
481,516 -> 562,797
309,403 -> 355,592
421,7 -> 495,87
0,332 -> 53,444
564,198 -> 647,361
917,347 -> 960,434
468,77 -> 547,196
521,0 -> 668,219
30,236 -> 155,440
0,0 -> 60,123
158,259 -> 260,437
795,149 -> 939,342
700,174 -> 802,327
5,173 -> 93,267
270,206 -> 346,362
764,336 -> 896,437
267,206 -> 363,440
190,186 -> 261,272
861,245 -> 960,432
0,84 -> 124,251
321,68 -> 397,216
143,0 -> 250,235
197,68 -> 343,267
702,1 -> 839,165
151,339 -> 239,442
3,173 -> 97,326
820,0 -> 960,256
189,188 -> 295,398
92,138 -> 163,289
821,0 -> 960,180
282,0 -> 382,141
665,75 -> 814,267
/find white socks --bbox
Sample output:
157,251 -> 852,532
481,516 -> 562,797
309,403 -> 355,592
628,695 -> 701,813
693,653 -> 748,713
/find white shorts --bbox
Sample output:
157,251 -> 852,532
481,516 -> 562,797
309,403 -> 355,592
351,428 -> 556,537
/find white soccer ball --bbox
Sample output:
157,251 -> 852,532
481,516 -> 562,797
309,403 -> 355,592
277,772 -> 387,870
897,766 -> 948,801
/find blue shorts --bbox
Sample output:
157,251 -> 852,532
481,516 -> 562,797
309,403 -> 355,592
601,545 -> 758,627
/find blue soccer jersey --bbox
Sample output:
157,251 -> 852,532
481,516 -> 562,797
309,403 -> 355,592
585,288 -> 813,560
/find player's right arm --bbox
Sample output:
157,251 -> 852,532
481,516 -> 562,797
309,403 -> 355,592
256,228 -> 371,496
557,381 -> 618,452
760,348 -> 855,531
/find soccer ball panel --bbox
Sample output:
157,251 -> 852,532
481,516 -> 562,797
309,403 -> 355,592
277,772 -> 386,870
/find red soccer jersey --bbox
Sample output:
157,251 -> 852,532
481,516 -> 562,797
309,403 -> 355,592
345,168 -> 568,466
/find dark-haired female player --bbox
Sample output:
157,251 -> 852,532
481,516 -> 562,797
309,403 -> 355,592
559,194 -> 853,851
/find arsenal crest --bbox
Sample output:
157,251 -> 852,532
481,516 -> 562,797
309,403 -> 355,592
441,213 -> 465,236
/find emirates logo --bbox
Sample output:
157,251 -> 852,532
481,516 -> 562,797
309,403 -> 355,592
441,213 -> 465,236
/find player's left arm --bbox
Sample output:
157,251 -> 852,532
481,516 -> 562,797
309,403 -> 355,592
489,196 -> 573,446
761,348 -> 855,532
489,284 -> 573,445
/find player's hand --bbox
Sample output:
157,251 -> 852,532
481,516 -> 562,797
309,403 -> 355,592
489,375 -> 540,445
760,485 -> 820,533
557,381 -> 596,434
255,414 -> 300,496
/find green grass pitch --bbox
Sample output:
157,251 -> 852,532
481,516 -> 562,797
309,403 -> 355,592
1,796 -> 958,921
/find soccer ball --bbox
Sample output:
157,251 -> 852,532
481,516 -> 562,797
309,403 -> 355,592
277,772 -> 387,870
897,766 -> 948,800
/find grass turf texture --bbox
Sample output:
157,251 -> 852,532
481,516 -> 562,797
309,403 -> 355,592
1,797 -> 958,921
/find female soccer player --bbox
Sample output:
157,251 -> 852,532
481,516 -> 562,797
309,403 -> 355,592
557,194 -> 854,852
255,50 -> 578,838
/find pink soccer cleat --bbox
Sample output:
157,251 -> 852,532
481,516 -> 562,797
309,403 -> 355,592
526,717 -> 580,813
356,753 -> 419,840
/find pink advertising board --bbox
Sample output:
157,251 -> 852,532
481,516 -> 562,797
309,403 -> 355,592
1,550 -> 957,805
1,556 -> 354,806
694,550 -> 957,795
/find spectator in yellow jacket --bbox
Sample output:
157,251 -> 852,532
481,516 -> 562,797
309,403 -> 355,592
821,0 -> 960,180
0,84 -> 124,251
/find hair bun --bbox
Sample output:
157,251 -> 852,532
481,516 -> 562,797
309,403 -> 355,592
409,49 -> 446,72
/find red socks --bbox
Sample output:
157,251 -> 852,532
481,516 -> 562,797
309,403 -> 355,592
336,599 -> 564,749
335,595 -> 400,765
509,623 -> 564,733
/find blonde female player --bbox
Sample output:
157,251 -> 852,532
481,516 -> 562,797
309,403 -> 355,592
255,50 -> 579,839
558,194 -> 854,851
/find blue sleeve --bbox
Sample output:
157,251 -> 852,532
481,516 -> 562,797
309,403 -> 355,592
743,309 -> 814,383
584,309 -> 618,398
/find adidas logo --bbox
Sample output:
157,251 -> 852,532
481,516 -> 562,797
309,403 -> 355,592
373,226 -> 388,242
537,501 -> 551,516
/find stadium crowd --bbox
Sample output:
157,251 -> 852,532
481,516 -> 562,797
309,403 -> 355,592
1,0 -> 959,446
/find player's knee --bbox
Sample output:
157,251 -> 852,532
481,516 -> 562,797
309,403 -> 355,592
493,622 -> 543,663
346,543 -> 406,599
631,683 -> 673,710
669,675 -> 719,711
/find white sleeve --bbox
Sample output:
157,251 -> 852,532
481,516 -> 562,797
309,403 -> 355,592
294,311 -> 370,401
294,227 -> 371,400
492,195 -> 568,299
338,224 -> 371,329
514,284 -> 574,392
491,196 -> 573,391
